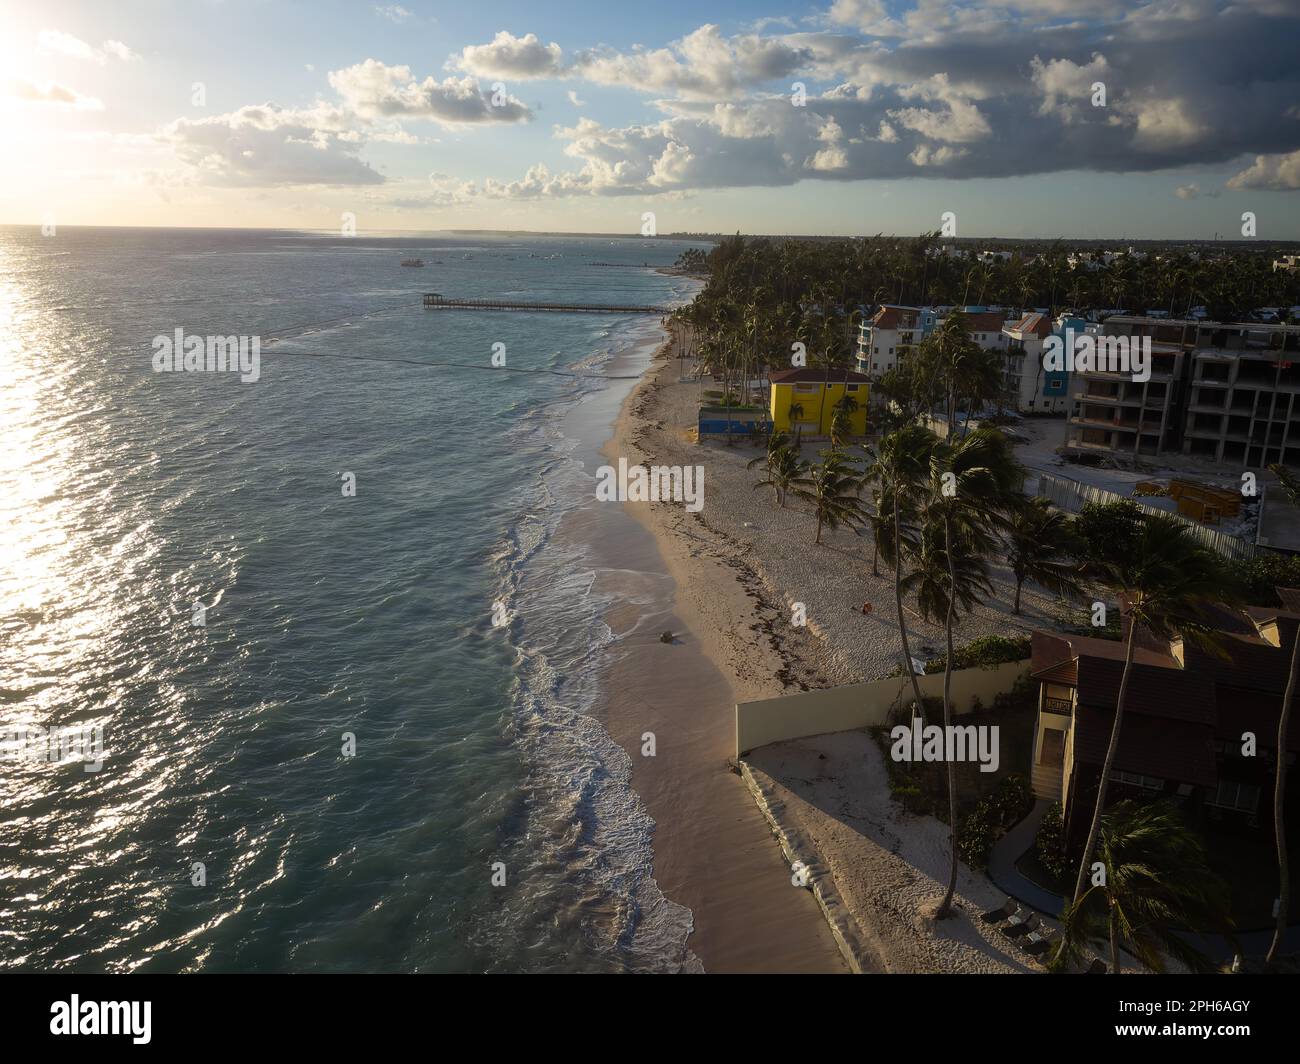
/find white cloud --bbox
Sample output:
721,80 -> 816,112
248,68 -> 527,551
38,29 -> 138,63
1227,149 -> 1300,190
454,31 -> 565,79
165,104 -> 385,187
328,59 -> 531,125
5,77 -> 103,110
374,5 -> 413,22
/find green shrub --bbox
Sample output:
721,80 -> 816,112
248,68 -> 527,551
925,634 -> 1032,673
993,774 -> 1033,828
958,799 -> 997,870
1035,801 -> 1070,881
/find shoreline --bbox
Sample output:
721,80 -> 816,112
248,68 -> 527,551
596,327 -> 848,973
597,320 -> 1078,974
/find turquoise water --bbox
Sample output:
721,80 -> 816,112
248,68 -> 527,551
0,226 -> 701,972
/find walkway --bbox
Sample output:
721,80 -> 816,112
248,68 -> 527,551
988,799 -> 1066,917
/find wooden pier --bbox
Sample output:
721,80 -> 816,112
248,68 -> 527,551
423,293 -> 667,315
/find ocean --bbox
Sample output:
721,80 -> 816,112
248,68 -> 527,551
0,225 -> 704,972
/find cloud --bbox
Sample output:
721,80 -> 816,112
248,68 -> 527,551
38,29 -> 139,63
164,104 -> 385,186
473,1 -> 1300,197
567,90 -> 585,107
568,24 -> 813,100
1227,149 -> 1300,190
454,31 -> 565,79
374,5 -> 413,22
5,77 -> 103,110
328,59 -> 531,124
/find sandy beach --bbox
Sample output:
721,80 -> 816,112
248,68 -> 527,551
600,327 -> 1075,973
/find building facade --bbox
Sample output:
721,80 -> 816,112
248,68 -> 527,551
768,367 -> 870,438
1063,317 -> 1300,463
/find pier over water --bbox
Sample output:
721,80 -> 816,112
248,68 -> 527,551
423,293 -> 668,314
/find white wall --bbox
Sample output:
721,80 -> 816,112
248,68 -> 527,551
735,659 -> 1031,756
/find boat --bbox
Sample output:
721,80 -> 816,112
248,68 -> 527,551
401,258 -> 425,267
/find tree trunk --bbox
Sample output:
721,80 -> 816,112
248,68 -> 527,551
1013,576 -> 1023,615
1070,621 -> 1138,906
894,502 -> 926,724
1109,901 -> 1121,974
937,515 -> 960,919
1265,623 -> 1299,966
815,511 -> 823,545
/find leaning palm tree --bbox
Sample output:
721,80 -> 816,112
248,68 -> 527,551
790,449 -> 865,544
1056,800 -> 1234,974
1006,497 -> 1084,614
747,431 -> 793,504
920,427 -> 1023,918
751,444 -> 804,508
1265,463 -> 1300,966
874,425 -> 936,721
1063,515 -> 1242,922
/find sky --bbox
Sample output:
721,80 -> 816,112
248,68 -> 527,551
1,0 -> 1298,238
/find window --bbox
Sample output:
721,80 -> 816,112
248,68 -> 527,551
1111,770 -> 1163,791
795,383 -> 818,393
889,347 -> 894,356
846,384 -> 860,392
1207,779 -> 1260,812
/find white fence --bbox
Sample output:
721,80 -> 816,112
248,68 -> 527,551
1036,472 -> 1256,561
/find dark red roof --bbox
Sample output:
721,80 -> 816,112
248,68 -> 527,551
768,367 -> 871,384
1214,686 -> 1300,753
962,312 -> 1005,333
1074,704 -> 1218,786
1006,312 -> 1052,339
872,306 -> 919,330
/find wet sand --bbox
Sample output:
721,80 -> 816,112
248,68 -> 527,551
567,331 -> 846,973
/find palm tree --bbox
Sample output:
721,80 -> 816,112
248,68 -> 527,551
790,449 -> 865,544
750,439 -> 803,508
830,395 -> 859,450
874,425 -> 936,721
1266,463 -> 1300,966
1057,800 -> 1233,974
747,431 -> 793,504
1062,514 -> 1242,924
1006,497 -> 1084,614
918,427 -> 1022,917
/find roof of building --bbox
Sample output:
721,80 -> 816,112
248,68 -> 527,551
1074,704 -> 1218,787
961,311 -> 1006,333
1032,599 -> 1300,780
768,367 -> 871,384
1004,312 -> 1053,339
871,305 -> 920,330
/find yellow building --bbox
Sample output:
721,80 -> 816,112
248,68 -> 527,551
768,368 -> 870,438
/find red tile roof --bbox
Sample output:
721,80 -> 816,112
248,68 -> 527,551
872,306 -> 919,330
1005,312 -> 1053,339
962,312 -> 1005,333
